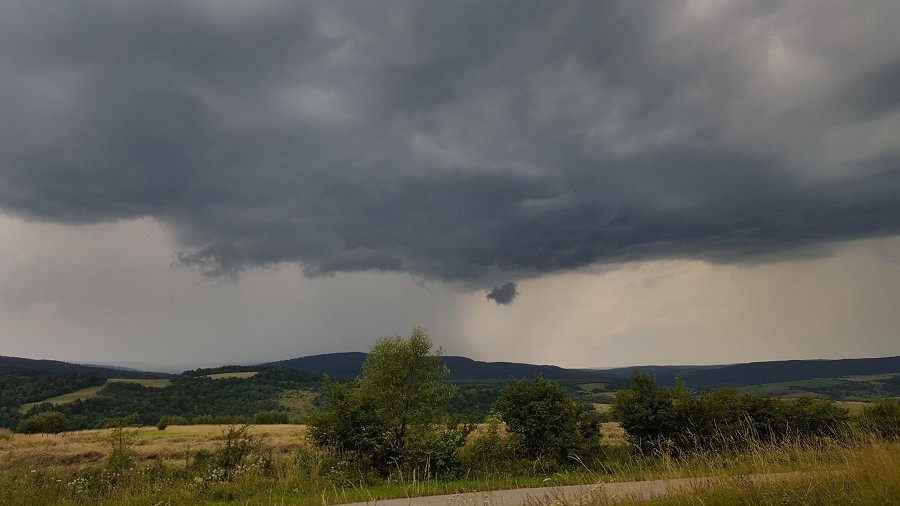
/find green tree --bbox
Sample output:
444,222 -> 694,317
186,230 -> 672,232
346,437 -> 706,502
309,327 -> 459,474
611,371 -> 676,454
785,397 -> 849,438
495,377 -> 602,463
16,411 -> 68,434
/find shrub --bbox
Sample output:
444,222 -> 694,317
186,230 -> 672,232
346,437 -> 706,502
612,371 -> 676,454
858,399 -> 900,438
16,411 -> 68,434
457,414 -> 517,475
496,377 -> 602,464
253,410 -> 290,424
103,413 -> 140,471
400,422 -> 472,479
785,397 -> 849,438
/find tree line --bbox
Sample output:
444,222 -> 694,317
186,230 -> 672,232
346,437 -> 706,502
12,368 -> 318,431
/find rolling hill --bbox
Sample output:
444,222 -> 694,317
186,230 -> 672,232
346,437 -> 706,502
263,353 -> 900,388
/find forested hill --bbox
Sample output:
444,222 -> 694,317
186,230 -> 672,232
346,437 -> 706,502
266,353 -> 900,387
264,353 -> 601,381
594,356 -> 900,388
0,355 -> 166,378
666,355 -> 900,388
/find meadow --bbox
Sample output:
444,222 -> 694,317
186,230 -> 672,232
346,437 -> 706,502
1,423 -> 898,505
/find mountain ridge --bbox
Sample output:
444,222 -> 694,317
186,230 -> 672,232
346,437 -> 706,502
262,352 -> 900,387
3,352 -> 899,389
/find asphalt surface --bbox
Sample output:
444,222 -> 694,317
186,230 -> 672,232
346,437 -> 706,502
338,472 -> 810,506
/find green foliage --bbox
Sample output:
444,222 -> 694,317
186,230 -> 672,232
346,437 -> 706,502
495,377 -> 602,463
309,327 -> 460,476
189,424 -> 273,485
783,397 -> 849,438
16,411 -> 68,434
858,398 -> 900,438
612,371 -> 677,454
17,367 -> 316,430
308,377 -> 387,459
457,413 -> 517,474
102,413 -> 139,471
613,370 -> 852,455
0,372 -> 105,417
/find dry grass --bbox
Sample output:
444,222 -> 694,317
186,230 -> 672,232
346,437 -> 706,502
108,378 -> 170,388
279,389 -> 318,411
0,424 -> 308,470
207,371 -> 259,379
601,422 -> 627,444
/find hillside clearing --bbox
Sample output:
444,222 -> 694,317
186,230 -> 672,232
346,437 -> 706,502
17,378 -> 171,413
206,371 -> 259,379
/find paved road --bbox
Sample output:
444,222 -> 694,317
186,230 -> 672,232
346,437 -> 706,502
338,472 -> 810,506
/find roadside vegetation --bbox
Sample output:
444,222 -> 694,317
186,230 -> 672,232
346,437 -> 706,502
1,328 -> 898,505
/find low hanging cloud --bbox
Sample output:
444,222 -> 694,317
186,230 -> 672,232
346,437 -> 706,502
1,2 -> 900,294
486,282 -> 519,305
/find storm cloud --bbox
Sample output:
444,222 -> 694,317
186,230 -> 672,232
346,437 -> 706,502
486,282 -> 519,305
2,1 -> 900,289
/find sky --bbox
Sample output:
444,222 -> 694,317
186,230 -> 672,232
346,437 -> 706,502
1,1 -> 900,372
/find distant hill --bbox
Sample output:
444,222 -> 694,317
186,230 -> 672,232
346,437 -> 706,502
0,355 -> 167,378
263,353 -> 603,381
264,353 -> 900,388
670,355 -> 900,388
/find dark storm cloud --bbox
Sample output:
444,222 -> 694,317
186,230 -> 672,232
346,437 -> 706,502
486,282 -> 519,305
2,1 -> 900,288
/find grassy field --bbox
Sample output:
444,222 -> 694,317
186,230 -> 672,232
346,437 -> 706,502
18,379 -> 172,413
278,390 -> 317,412
206,371 -> 259,379
0,422 -> 897,505
0,424 -> 306,470
737,378 -> 843,398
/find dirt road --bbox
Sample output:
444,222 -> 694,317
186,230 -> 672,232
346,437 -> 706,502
338,472 -> 811,506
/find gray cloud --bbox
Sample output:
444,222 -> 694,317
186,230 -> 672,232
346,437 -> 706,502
486,282 -> 519,305
2,1 -> 900,290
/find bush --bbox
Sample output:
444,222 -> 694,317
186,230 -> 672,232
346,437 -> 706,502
785,397 -> 849,438
400,422 -> 472,479
16,411 -> 68,434
858,399 -> 900,438
612,372 -> 676,454
191,424 -> 272,481
495,377 -> 602,464
102,413 -> 140,471
457,414 -> 517,475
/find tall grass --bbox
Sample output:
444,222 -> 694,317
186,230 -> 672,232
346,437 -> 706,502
621,438 -> 900,505
0,427 -> 897,505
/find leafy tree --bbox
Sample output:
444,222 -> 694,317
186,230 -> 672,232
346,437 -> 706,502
16,411 -> 68,434
784,397 -> 849,437
612,371 -> 676,454
309,327 -> 459,475
495,377 -> 602,463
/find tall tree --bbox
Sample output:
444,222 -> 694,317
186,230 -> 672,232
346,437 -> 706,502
309,327 -> 457,473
